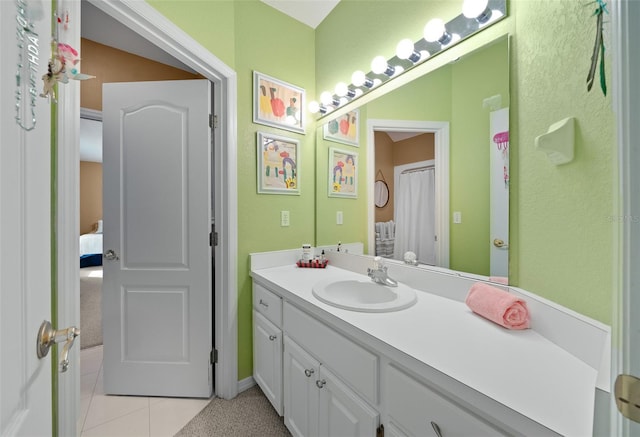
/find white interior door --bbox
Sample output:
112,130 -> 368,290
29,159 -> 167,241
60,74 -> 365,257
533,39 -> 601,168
102,79 -> 213,397
489,108 -> 509,278
1,0 -> 54,434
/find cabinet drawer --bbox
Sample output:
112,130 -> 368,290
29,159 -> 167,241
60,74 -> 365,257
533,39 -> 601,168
253,282 -> 282,327
283,302 -> 378,405
385,364 -> 506,436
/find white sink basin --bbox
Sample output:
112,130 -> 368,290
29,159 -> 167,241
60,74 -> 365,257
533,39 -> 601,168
312,279 -> 418,312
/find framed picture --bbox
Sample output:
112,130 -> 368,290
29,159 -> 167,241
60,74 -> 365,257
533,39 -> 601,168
253,71 -> 305,134
257,131 -> 300,195
323,109 -> 359,146
328,147 -> 358,198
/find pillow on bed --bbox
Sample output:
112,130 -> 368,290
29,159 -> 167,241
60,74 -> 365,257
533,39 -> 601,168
95,219 -> 103,233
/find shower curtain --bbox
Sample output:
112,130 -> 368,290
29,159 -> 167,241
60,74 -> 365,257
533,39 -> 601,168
394,168 -> 436,265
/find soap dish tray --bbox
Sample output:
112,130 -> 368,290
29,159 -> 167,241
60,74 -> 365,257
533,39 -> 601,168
296,259 -> 329,268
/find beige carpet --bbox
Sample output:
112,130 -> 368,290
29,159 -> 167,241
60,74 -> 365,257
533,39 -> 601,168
175,385 -> 291,437
80,266 -> 103,349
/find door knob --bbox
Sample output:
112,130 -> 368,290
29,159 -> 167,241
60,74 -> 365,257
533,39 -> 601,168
104,249 -> 119,260
37,320 -> 80,372
615,374 -> 640,422
493,238 -> 509,249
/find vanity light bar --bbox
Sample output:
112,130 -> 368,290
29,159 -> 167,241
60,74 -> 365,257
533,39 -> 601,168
308,0 -> 507,116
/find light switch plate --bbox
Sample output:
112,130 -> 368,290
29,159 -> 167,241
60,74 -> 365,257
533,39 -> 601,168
453,211 -> 462,224
281,210 -> 290,227
336,211 -> 343,225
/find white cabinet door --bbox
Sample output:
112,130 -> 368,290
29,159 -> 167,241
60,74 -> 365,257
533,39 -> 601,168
318,366 -> 378,437
386,365 -> 505,437
284,336 -> 320,437
253,310 -> 283,415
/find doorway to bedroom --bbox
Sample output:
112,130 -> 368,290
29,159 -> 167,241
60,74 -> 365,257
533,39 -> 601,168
78,1 -> 213,384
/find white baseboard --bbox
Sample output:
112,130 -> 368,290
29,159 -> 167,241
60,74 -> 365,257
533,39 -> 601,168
237,376 -> 256,393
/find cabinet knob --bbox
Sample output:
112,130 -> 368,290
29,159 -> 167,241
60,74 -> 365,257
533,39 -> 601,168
304,368 -> 315,377
316,379 -> 326,389
430,421 -> 443,437
268,334 -> 277,341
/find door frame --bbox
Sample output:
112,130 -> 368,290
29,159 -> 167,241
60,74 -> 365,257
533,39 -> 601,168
613,0 -> 637,435
57,1 -> 238,432
366,119 -> 450,268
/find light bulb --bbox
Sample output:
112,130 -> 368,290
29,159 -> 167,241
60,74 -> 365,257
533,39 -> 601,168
371,56 -> 388,74
308,101 -> 320,114
396,38 -> 421,63
371,55 -> 395,76
396,39 -> 414,59
424,18 -> 447,43
320,91 -> 333,106
351,70 -> 373,88
462,0 -> 491,22
335,82 -> 348,97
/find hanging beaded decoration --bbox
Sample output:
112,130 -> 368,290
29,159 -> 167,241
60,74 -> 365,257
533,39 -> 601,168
15,0 -> 41,131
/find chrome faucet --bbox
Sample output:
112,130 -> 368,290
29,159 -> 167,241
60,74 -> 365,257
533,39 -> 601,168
367,256 -> 398,287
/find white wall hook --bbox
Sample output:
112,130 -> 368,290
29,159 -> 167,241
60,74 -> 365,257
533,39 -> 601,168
535,117 -> 575,165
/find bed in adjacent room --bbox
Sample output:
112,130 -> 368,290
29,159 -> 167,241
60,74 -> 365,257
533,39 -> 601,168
80,220 -> 103,267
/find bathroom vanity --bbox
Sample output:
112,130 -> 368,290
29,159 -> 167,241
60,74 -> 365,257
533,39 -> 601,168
250,248 -> 610,436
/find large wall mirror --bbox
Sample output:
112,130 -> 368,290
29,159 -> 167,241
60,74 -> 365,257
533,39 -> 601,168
316,35 -> 510,283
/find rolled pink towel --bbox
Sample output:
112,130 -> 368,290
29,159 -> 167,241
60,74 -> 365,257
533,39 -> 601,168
465,282 -> 530,330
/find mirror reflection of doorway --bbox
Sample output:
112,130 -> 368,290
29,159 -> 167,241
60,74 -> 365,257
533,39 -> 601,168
373,130 -> 436,264
394,160 -> 436,265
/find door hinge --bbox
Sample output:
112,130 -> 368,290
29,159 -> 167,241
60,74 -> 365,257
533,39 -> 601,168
209,114 -> 218,129
210,349 -> 218,364
209,232 -> 218,246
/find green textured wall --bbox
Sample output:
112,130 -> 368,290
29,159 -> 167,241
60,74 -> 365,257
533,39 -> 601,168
512,0 -> 613,324
148,0 -> 236,68
234,1 -> 316,379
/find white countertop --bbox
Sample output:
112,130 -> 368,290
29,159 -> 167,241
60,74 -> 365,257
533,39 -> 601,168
251,264 -> 599,437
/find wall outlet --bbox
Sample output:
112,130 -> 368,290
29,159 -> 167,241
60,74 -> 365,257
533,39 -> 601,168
336,211 -> 343,225
453,211 -> 462,224
281,210 -> 290,227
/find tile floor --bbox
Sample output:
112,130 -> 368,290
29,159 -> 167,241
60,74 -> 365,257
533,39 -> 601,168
80,346 -> 211,436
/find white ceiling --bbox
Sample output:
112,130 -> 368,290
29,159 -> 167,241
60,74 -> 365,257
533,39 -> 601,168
386,131 -> 426,142
260,0 -> 340,29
